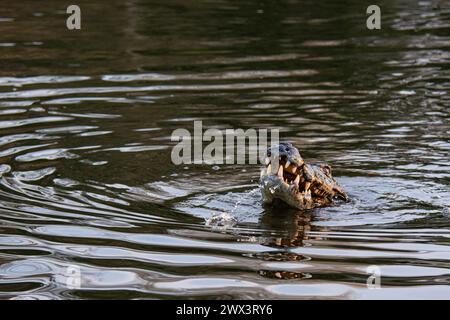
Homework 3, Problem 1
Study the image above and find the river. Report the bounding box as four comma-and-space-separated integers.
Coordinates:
0, 0, 449, 299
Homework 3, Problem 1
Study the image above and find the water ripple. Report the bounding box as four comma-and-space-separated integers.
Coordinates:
0, 0, 449, 299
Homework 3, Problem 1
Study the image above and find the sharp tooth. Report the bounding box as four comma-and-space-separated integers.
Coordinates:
265, 157, 270, 165
304, 182, 311, 192
266, 164, 272, 174
284, 160, 291, 169
294, 175, 300, 185
277, 165, 284, 178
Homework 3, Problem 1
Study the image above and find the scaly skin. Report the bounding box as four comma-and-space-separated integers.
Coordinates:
260, 142, 348, 210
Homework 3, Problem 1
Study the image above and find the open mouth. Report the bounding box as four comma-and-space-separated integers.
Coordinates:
264, 158, 311, 195
261, 142, 349, 208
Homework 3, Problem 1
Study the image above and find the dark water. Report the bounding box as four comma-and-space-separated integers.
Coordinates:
0, 0, 449, 299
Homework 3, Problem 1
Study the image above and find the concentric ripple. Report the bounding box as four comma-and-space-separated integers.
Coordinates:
0, 0, 450, 299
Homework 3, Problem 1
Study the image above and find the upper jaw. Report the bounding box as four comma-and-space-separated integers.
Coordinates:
266, 143, 304, 168
264, 152, 304, 181
261, 160, 311, 198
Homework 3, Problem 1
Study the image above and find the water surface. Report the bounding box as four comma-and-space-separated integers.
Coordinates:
0, 0, 449, 299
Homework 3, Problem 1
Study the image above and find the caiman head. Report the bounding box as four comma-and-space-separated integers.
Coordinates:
259, 142, 348, 210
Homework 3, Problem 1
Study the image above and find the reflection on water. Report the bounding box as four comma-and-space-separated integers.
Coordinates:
0, 0, 449, 299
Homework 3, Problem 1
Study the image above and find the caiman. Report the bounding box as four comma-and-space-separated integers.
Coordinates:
260, 142, 348, 210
